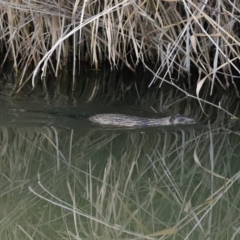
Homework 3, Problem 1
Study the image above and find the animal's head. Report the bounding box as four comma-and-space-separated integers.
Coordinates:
170, 115, 196, 125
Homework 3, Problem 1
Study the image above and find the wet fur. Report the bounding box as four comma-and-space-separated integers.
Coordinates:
89, 114, 195, 127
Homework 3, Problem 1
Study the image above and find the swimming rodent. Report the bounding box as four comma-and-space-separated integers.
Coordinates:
89, 114, 196, 127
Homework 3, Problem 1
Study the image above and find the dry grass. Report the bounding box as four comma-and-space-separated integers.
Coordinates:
0, 0, 240, 95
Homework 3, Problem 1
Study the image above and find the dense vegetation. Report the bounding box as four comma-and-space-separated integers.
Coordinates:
1, 0, 240, 95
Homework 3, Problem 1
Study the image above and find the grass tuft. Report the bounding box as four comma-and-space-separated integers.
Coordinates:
0, 0, 240, 93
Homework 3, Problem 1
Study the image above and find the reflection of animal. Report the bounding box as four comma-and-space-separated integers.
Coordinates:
89, 114, 196, 127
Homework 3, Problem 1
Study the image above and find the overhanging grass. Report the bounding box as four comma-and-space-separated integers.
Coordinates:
1, 0, 240, 95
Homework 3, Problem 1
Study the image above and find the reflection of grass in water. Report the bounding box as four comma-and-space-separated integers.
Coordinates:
1, 124, 240, 239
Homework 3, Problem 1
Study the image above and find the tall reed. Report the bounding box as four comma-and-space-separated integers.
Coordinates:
1, 0, 240, 94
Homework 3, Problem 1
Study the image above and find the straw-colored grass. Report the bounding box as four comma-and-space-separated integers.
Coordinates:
1, 0, 240, 95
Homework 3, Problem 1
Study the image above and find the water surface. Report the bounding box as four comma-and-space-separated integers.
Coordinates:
0, 71, 240, 240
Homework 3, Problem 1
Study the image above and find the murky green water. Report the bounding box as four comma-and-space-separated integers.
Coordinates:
1, 70, 240, 239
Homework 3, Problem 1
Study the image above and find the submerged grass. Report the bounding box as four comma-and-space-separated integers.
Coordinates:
1, 117, 240, 239
1, 0, 240, 95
